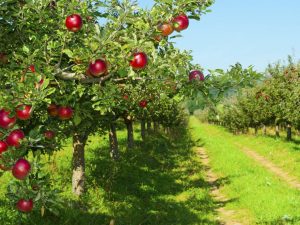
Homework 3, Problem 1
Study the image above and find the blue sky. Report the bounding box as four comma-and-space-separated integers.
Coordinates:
138, 0, 300, 72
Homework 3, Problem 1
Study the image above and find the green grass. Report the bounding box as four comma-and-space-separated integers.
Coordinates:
190, 116, 300, 224
0, 124, 218, 225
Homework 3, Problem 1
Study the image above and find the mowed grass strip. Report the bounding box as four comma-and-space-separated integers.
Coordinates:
0, 124, 218, 225
190, 116, 300, 224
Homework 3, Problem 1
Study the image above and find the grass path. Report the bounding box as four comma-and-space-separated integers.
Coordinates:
197, 147, 244, 225
239, 146, 300, 190
189, 116, 300, 224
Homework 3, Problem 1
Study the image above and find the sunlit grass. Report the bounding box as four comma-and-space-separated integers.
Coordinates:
0, 122, 218, 225
190, 116, 300, 224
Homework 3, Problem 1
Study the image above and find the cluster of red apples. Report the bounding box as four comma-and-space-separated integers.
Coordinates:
65, 14, 148, 78
0, 103, 73, 212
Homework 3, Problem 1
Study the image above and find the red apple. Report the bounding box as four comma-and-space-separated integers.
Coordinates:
47, 104, 59, 117
139, 100, 147, 108
65, 14, 83, 32
58, 106, 73, 120
0, 141, 8, 154
189, 70, 205, 81
123, 95, 129, 100
130, 52, 148, 70
173, 14, 189, 32
0, 53, 8, 64
12, 158, 31, 180
0, 109, 16, 129
6, 129, 25, 148
16, 199, 33, 213
16, 105, 32, 120
158, 23, 174, 36
44, 130, 55, 140
88, 59, 107, 77
28, 65, 35, 73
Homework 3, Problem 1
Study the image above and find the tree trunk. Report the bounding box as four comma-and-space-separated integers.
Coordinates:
109, 123, 119, 160
141, 120, 146, 141
124, 118, 134, 149
275, 124, 280, 137
146, 121, 152, 133
72, 133, 88, 196
263, 125, 267, 135
287, 124, 292, 141
153, 122, 159, 133
254, 127, 258, 135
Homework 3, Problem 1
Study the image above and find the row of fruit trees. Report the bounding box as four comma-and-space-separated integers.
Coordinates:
0, 0, 217, 215
0, 0, 261, 217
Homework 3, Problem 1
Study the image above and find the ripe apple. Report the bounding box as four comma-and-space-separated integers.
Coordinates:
189, 70, 205, 81
58, 106, 73, 120
0, 109, 16, 129
47, 104, 59, 117
173, 14, 189, 32
44, 130, 55, 140
130, 52, 148, 70
16, 199, 33, 213
16, 105, 32, 120
139, 100, 147, 108
28, 65, 35, 73
12, 158, 31, 180
65, 14, 83, 32
0, 53, 8, 64
6, 129, 25, 148
0, 141, 8, 154
123, 95, 129, 100
158, 23, 174, 36
88, 59, 107, 77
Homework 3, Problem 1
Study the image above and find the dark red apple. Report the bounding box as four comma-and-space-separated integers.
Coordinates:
16, 199, 33, 213
58, 106, 73, 120
0, 109, 16, 129
44, 130, 55, 140
6, 129, 25, 148
65, 14, 83, 32
88, 59, 107, 77
0, 141, 8, 154
12, 158, 31, 180
16, 105, 32, 120
189, 70, 205, 81
0, 53, 8, 64
139, 100, 147, 108
173, 14, 189, 32
47, 104, 59, 117
130, 52, 148, 70
158, 23, 174, 36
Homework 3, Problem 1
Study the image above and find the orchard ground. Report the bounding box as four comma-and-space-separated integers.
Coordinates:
1, 117, 300, 224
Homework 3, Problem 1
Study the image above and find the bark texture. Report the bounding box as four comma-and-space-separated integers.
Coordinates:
124, 117, 134, 149
109, 123, 119, 160
141, 120, 146, 141
72, 133, 88, 196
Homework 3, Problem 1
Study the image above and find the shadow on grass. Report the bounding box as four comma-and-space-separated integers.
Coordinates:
1, 127, 236, 225
85, 128, 232, 225
259, 216, 300, 225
